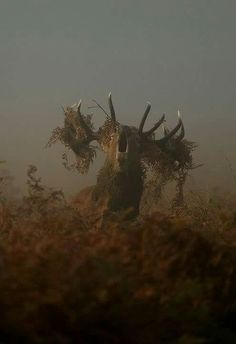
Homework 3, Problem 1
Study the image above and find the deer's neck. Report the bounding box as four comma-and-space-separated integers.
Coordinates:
93, 159, 145, 216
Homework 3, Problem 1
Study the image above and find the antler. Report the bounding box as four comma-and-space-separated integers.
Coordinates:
139, 102, 165, 137
138, 102, 151, 135
143, 114, 166, 137
139, 103, 185, 143
156, 113, 183, 144
64, 93, 119, 146
76, 100, 98, 140
65, 101, 98, 143
156, 111, 185, 144
90, 92, 117, 123
108, 92, 116, 122
174, 110, 185, 143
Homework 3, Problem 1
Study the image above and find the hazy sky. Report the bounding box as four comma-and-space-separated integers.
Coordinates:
1, 0, 236, 194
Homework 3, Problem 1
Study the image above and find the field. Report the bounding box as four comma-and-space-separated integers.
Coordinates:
0, 165, 236, 343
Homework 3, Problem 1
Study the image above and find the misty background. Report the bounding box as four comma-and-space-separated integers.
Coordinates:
0, 0, 236, 196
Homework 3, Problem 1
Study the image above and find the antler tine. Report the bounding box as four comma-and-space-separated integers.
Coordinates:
77, 99, 82, 112
138, 102, 151, 135
76, 100, 96, 139
175, 123, 185, 142
108, 92, 116, 122
157, 112, 182, 144
143, 114, 165, 137
175, 111, 185, 142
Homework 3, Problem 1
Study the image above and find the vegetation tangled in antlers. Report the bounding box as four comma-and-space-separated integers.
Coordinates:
48, 94, 196, 178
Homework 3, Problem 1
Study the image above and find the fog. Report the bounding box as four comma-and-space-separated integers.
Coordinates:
0, 0, 236, 195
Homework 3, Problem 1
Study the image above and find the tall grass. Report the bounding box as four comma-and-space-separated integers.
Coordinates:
0, 166, 235, 343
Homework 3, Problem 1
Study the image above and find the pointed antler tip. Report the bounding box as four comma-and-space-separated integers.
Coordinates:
108, 92, 116, 122
77, 99, 82, 109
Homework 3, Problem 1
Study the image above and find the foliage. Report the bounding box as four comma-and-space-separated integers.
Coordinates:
0, 165, 86, 238
142, 139, 197, 180
0, 168, 236, 343
47, 107, 116, 174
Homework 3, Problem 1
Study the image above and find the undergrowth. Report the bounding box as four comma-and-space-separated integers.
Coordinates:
0, 166, 236, 343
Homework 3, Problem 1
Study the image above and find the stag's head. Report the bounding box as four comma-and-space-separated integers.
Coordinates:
48, 93, 195, 215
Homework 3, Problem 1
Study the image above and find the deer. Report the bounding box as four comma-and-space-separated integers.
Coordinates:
48, 93, 196, 220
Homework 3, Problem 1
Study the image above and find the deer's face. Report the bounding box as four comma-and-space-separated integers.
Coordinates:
104, 125, 141, 172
